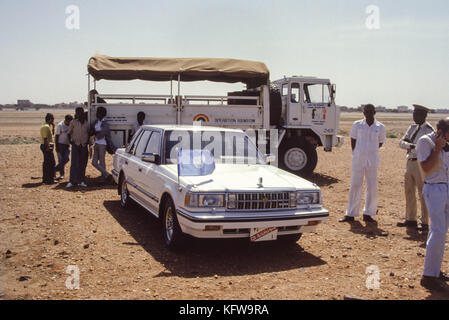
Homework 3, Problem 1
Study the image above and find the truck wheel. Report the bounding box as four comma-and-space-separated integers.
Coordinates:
161, 198, 184, 249
279, 138, 317, 177
119, 175, 132, 209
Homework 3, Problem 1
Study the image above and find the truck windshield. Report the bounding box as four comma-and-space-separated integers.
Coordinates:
164, 130, 265, 165
304, 83, 331, 104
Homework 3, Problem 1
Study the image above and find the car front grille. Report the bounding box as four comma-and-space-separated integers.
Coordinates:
227, 192, 295, 210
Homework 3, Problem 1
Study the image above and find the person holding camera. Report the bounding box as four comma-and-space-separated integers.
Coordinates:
398, 105, 434, 231
417, 117, 449, 292
40, 113, 56, 184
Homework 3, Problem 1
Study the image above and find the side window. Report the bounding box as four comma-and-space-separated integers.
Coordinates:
291, 83, 300, 103
135, 130, 152, 158
282, 83, 288, 96
126, 129, 143, 154
145, 131, 161, 155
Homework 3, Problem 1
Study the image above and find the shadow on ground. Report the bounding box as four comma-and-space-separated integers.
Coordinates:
22, 182, 44, 188
425, 289, 449, 300
22, 176, 116, 191
404, 227, 428, 245
309, 173, 341, 187
346, 220, 389, 239
103, 200, 327, 278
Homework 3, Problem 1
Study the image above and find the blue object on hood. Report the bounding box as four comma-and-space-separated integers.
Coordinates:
177, 149, 215, 176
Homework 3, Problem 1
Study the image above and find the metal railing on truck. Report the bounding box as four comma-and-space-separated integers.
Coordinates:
89, 93, 264, 146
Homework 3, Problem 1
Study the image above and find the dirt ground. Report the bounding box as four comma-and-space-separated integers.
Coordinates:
1, 110, 449, 300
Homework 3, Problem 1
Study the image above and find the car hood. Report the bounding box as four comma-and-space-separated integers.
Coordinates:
164, 164, 318, 192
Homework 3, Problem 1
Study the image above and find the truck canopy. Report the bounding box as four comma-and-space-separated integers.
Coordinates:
87, 55, 269, 88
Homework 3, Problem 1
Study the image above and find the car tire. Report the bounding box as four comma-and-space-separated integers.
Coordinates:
161, 198, 184, 249
279, 138, 318, 177
119, 175, 132, 209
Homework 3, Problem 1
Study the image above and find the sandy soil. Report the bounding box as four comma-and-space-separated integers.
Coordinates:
1, 111, 449, 300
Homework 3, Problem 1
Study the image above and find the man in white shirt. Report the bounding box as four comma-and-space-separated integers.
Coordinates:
91, 106, 112, 183
417, 117, 449, 292
397, 105, 434, 230
340, 104, 387, 223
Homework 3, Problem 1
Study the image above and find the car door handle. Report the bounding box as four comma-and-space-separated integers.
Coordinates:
138, 167, 142, 172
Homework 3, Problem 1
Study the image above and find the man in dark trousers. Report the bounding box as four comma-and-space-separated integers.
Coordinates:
55, 114, 73, 180
40, 113, 55, 184
398, 105, 434, 230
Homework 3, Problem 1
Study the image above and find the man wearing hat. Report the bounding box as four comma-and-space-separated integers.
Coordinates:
398, 104, 434, 230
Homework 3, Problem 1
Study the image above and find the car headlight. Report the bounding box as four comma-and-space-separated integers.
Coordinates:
227, 194, 237, 209
296, 191, 320, 205
185, 193, 225, 208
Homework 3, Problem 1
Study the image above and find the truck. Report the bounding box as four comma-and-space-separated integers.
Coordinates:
87, 55, 343, 177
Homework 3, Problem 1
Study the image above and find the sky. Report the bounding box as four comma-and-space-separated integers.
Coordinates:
0, 0, 448, 108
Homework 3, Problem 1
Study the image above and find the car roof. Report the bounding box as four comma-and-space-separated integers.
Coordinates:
141, 124, 244, 133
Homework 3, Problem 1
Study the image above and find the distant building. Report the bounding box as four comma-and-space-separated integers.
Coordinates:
376, 105, 387, 112
397, 106, 409, 113
17, 99, 33, 108
435, 109, 449, 114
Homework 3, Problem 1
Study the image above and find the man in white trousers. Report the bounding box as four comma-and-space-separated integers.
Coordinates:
418, 118, 449, 292
340, 104, 386, 223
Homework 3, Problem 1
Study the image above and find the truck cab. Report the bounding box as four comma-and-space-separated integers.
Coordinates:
270, 77, 342, 176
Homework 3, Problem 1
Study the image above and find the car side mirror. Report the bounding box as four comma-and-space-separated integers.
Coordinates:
265, 154, 276, 164
142, 153, 160, 164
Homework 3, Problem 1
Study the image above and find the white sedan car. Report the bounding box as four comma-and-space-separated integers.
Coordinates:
112, 125, 328, 249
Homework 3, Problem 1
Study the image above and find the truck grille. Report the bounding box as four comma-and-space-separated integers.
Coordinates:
227, 192, 295, 210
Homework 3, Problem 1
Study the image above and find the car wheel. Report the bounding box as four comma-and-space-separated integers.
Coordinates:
162, 198, 184, 249
279, 138, 318, 177
120, 176, 131, 208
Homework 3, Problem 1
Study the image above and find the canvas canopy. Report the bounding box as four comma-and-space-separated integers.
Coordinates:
87, 55, 269, 88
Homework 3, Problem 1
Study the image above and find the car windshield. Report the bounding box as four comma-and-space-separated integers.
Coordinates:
164, 130, 265, 165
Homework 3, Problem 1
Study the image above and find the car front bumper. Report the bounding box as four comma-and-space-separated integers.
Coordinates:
176, 207, 329, 239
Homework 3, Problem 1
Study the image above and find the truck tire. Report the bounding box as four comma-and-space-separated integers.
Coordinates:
161, 198, 185, 249
279, 138, 318, 177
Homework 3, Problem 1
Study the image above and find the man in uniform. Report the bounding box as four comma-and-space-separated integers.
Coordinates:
398, 105, 434, 231
417, 117, 449, 292
340, 104, 386, 223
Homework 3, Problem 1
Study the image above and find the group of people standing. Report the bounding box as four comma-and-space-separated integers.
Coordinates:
339, 103, 449, 293
39, 101, 449, 293
39, 106, 114, 187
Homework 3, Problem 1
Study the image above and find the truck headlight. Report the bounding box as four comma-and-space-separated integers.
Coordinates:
185, 193, 225, 208
296, 191, 320, 205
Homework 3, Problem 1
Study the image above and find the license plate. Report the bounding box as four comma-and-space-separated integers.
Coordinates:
250, 227, 278, 242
